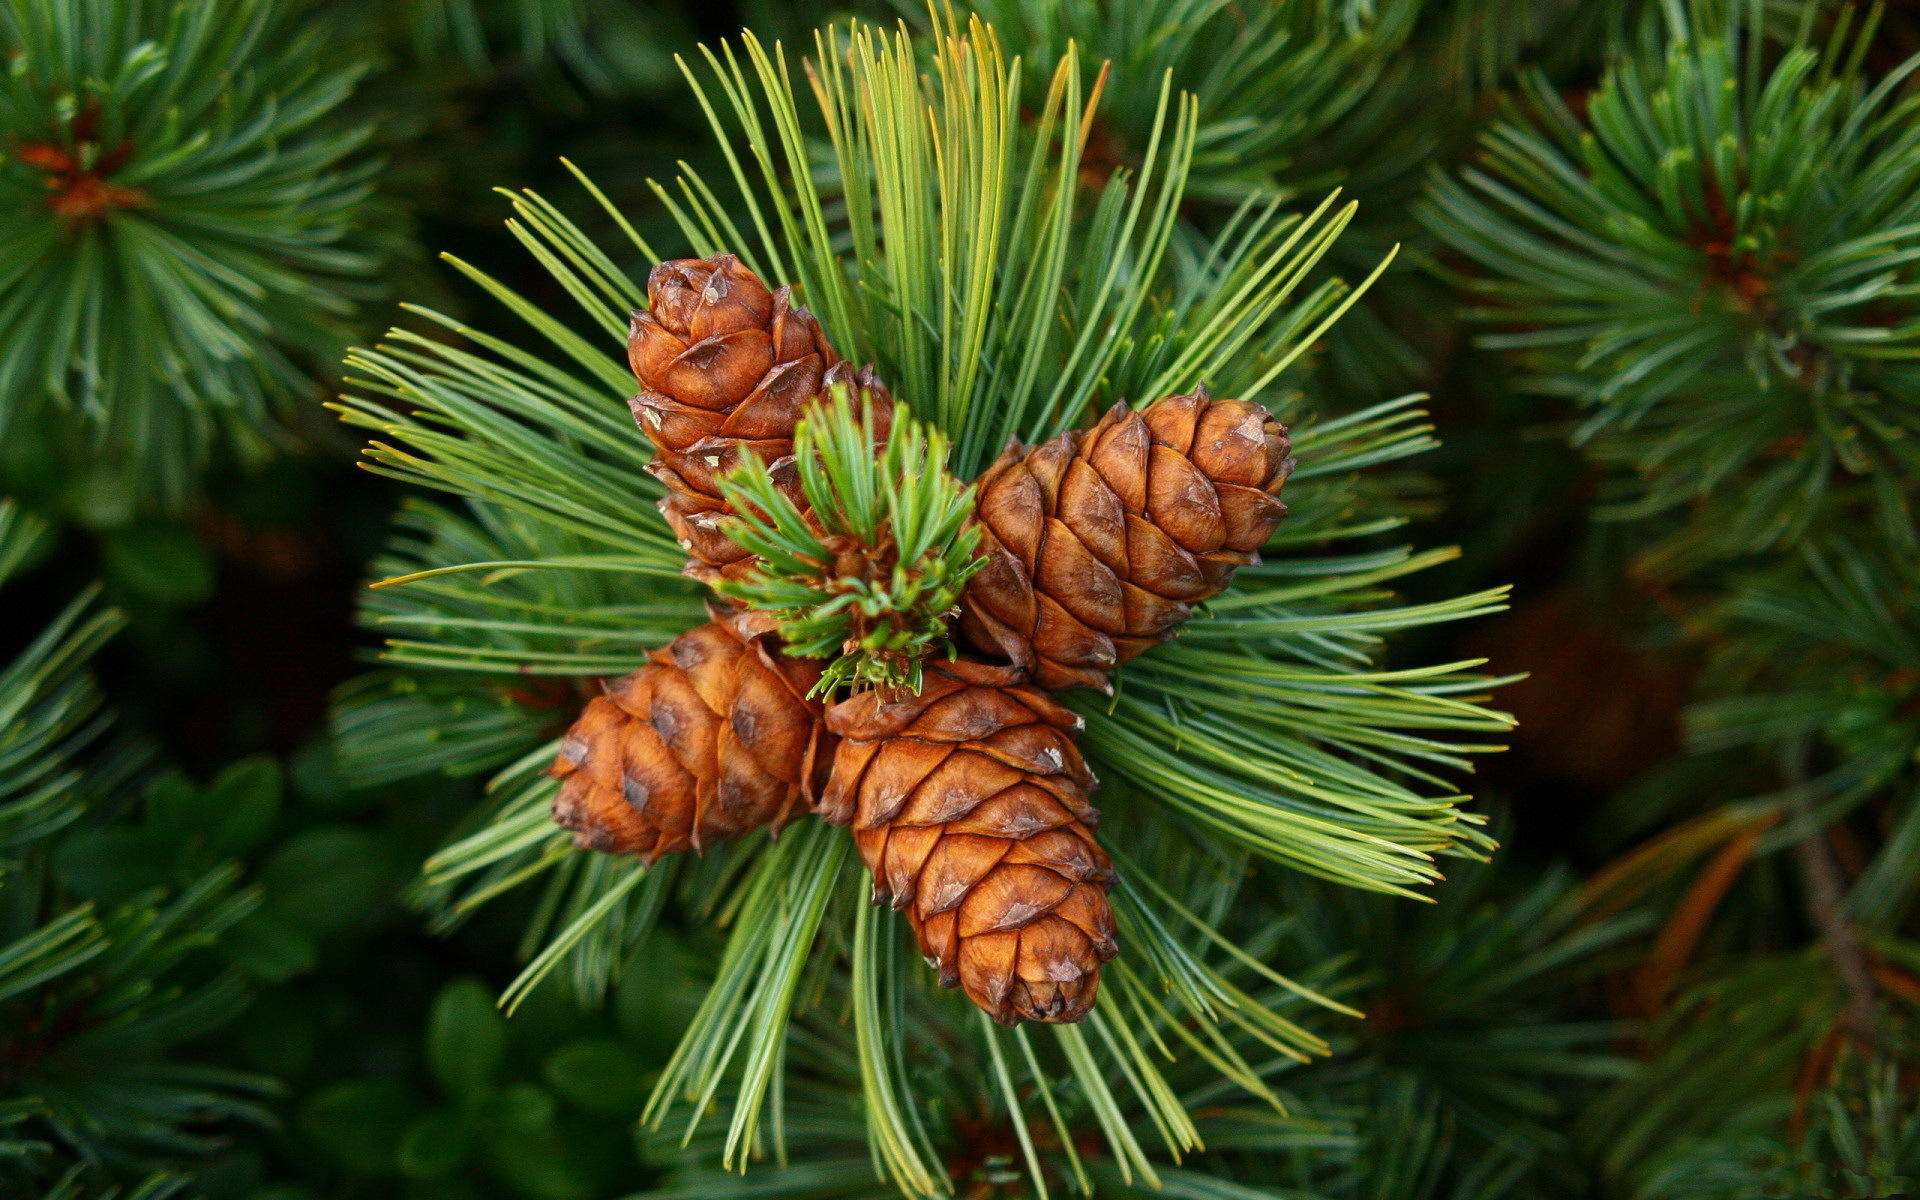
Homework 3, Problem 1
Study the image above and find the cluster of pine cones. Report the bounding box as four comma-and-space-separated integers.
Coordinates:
549, 255, 1295, 1024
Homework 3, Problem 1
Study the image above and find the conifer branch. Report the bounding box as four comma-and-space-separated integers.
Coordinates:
0, 0, 388, 501
333, 14, 1514, 1183
1784, 757, 1882, 1051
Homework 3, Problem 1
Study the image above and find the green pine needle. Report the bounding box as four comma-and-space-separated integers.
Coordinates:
0, 0, 389, 503
0, 514, 272, 1179
715, 389, 984, 697
1422, 9, 1920, 567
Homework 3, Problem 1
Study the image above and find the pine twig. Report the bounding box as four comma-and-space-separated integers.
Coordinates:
1783, 756, 1879, 1051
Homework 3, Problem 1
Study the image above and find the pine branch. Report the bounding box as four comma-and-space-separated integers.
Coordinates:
1636, 1058, 1919, 1199
0, 0, 389, 503
334, 14, 1514, 1187
0, 503, 122, 864
1785, 757, 1882, 1051
1422, 9, 1920, 571
633, 852, 1644, 1200
0, 544, 273, 1187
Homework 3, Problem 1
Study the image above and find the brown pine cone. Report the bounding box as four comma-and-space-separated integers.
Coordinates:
819, 661, 1119, 1025
627, 253, 892, 584
958, 388, 1295, 691
549, 611, 831, 864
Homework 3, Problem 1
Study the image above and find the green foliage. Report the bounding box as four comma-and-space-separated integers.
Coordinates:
282, 958, 704, 1197
1687, 541, 1920, 837
403, 0, 619, 67
1271, 859, 1649, 1197
1423, 7, 1920, 570
1410, 0, 1823, 97
0, 508, 116, 865
1638, 1058, 1919, 1200
37, 1172, 194, 1200
658, 15, 1382, 479
717, 392, 984, 695
1582, 948, 1920, 1193
929, 0, 1425, 205
394, 0, 694, 95
901, 0, 1454, 421
624, 856, 1646, 1200
1413, 0, 1684, 96
1416, 22, 1920, 1200
629, 865, 1352, 1200
0, 520, 273, 1191
0, 0, 386, 505
12, 2, 1920, 1199
3, 863, 270, 1168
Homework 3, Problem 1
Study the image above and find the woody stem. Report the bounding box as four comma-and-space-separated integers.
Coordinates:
1783, 747, 1878, 1050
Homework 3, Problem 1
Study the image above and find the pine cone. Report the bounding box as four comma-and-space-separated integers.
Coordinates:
549, 611, 831, 864
819, 661, 1119, 1024
627, 253, 892, 583
958, 389, 1294, 691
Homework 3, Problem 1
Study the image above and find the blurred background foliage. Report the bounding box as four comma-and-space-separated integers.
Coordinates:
2, 0, 1916, 1198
